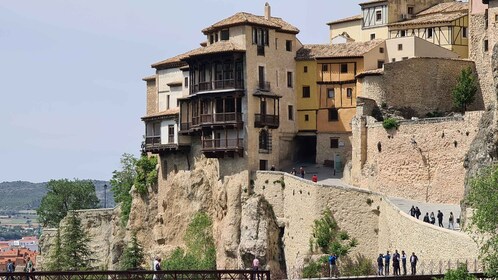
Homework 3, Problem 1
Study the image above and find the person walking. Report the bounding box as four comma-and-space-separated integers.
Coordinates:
410, 252, 418, 275
409, 206, 416, 217
437, 210, 444, 227
392, 250, 400, 276
6, 259, 14, 280
377, 254, 384, 276
270, 165, 275, 171
252, 256, 260, 280
153, 257, 161, 280
299, 166, 305, 179
290, 168, 296, 175
328, 253, 338, 278
448, 212, 455, 230
401, 251, 407, 276
423, 212, 430, 223
415, 206, 421, 219
384, 251, 391, 275
430, 212, 436, 225
311, 174, 318, 182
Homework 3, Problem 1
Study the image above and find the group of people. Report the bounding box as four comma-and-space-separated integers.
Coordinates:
290, 166, 319, 182
377, 250, 419, 276
4, 257, 35, 278
409, 206, 456, 229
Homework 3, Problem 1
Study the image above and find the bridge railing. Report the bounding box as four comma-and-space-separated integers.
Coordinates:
0, 270, 270, 280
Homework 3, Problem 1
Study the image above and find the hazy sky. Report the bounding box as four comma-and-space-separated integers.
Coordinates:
0, 0, 362, 183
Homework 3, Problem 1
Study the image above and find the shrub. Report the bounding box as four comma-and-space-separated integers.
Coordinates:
340, 254, 376, 276
382, 118, 399, 130
439, 264, 476, 280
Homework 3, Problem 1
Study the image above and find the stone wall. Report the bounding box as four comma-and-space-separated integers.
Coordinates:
349, 111, 484, 204
358, 58, 484, 116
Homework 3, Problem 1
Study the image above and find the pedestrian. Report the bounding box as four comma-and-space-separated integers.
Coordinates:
311, 174, 318, 182
328, 253, 338, 278
409, 206, 416, 217
423, 212, 430, 223
415, 207, 421, 219
384, 250, 391, 275
392, 250, 400, 276
448, 212, 455, 230
270, 165, 275, 171
24, 257, 34, 280
377, 254, 384, 276
252, 256, 260, 280
410, 252, 418, 275
6, 259, 14, 280
299, 166, 305, 178
153, 256, 161, 280
401, 251, 407, 275
430, 212, 436, 225
290, 168, 296, 175
437, 210, 444, 227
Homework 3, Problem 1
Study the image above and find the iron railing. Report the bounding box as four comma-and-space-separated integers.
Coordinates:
257, 82, 270, 92
254, 114, 279, 128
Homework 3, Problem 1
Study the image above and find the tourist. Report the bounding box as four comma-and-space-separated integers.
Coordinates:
377, 254, 384, 275
270, 165, 275, 171
423, 212, 430, 223
392, 250, 400, 276
430, 212, 436, 225
409, 206, 416, 217
384, 250, 391, 275
437, 210, 444, 227
24, 257, 34, 280
448, 212, 455, 230
153, 256, 161, 280
328, 253, 338, 278
252, 256, 260, 280
290, 168, 296, 175
6, 259, 14, 280
401, 251, 407, 275
311, 174, 318, 182
299, 166, 305, 178
410, 252, 418, 275
415, 206, 421, 219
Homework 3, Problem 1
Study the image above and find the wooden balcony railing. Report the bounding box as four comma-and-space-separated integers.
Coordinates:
181, 113, 243, 132
193, 79, 244, 93
145, 136, 161, 146
202, 138, 244, 151
254, 114, 279, 128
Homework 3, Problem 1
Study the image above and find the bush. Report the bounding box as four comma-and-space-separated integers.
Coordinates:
382, 118, 399, 130
439, 264, 476, 280
302, 256, 328, 278
340, 254, 376, 277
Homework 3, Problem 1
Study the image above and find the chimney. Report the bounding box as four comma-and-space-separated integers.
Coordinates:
265, 2, 271, 20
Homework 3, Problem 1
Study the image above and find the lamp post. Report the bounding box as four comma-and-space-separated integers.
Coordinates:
103, 184, 108, 208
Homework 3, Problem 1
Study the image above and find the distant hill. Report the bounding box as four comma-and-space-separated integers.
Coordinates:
0, 180, 115, 211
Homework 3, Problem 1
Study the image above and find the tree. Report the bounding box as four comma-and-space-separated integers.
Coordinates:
46, 228, 63, 271
310, 209, 357, 255
60, 212, 93, 270
37, 179, 100, 227
452, 67, 477, 112
467, 165, 498, 277
110, 154, 137, 225
440, 264, 476, 280
121, 233, 145, 270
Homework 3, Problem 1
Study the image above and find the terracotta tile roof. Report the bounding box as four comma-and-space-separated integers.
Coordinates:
151, 52, 190, 69
142, 75, 156, 81
356, 68, 384, 78
183, 41, 245, 59
359, 0, 387, 6
296, 40, 384, 60
390, 2, 467, 28
142, 108, 180, 120
327, 14, 362, 25
202, 12, 299, 34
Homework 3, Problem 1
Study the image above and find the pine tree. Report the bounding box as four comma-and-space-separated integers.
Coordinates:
47, 228, 64, 271
452, 67, 477, 112
60, 212, 93, 270
120, 233, 145, 270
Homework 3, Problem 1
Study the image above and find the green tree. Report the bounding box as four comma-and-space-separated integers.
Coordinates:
452, 67, 477, 112
310, 209, 357, 255
110, 154, 138, 225
467, 164, 498, 277
37, 179, 100, 227
121, 233, 145, 270
163, 212, 216, 270
440, 264, 476, 280
60, 212, 93, 270
46, 228, 63, 271
134, 155, 158, 195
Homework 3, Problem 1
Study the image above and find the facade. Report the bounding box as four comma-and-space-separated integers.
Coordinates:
384, 35, 459, 62
144, 4, 301, 174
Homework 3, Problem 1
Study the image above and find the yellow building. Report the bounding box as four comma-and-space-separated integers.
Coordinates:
295, 40, 385, 168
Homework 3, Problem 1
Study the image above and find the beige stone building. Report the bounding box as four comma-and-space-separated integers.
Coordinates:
143, 4, 301, 175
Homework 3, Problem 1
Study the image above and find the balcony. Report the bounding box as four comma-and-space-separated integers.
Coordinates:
201, 138, 244, 157
257, 81, 271, 92
181, 113, 243, 133
254, 114, 279, 128
193, 79, 244, 94
142, 135, 190, 153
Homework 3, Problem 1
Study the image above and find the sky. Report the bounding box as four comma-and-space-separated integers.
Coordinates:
0, 0, 362, 183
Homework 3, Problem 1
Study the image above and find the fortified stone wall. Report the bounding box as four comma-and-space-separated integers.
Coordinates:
359, 58, 483, 116
350, 111, 484, 204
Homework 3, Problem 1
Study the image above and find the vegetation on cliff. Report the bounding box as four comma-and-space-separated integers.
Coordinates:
162, 212, 216, 270
37, 179, 100, 227
467, 164, 498, 277
120, 233, 145, 270
439, 264, 476, 280
452, 67, 477, 112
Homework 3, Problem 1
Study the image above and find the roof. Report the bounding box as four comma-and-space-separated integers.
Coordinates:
151, 52, 190, 69
359, 0, 387, 6
389, 2, 467, 28
296, 40, 384, 60
202, 12, 299, 34
142, 108, 180, 121
356, 68, 384, 78
327, 14, 362, 25
182, 41, 245, 59
142, 75, 156, 81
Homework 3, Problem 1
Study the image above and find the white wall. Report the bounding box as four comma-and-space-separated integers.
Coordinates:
160, 119, 177, 145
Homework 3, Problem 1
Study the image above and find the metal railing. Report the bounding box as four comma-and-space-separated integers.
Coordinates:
0, 270, 270, 280
257, 81, 270, 92
254, 114, 279, 128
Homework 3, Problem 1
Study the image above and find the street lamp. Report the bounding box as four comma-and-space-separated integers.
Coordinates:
103, 184, 108, 208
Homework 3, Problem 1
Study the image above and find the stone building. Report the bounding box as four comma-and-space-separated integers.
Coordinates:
143, 3, 301, 176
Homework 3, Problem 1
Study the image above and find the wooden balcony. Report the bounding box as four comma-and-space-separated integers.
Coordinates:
142, 136, 190, 153
180, 113, 243, 133
254, 114, 279, 128
202, 138, 244, 157
193, 79, 244, 93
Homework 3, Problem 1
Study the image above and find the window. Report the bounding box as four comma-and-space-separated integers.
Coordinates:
347, 88, 353, 98
304, 66, 308, 73
287, 71, 293, 88
302, 86, 310, 98
370, 33, 376, 40
485, 9, 488, 29
259, 130, 269, 150
462, 27, 467, 38
305, 114, 309, 122
327, 88, 335, 99
322, 64, 329, 72
427, 28, 433, 38
398, 44, 403, 51
288, 105, 294, 120
275, 38, 278, 49
407, 6, 414, 15
340, 64, 348, 73
379, 47, 384, 53
184, 77, 188, 88
286, 40, 292, 51
400, 30, 406, 37
215, 33, 219, 42
168, 125, 175, 143
259, 160, 268, 170
209, 34, 214, 44
377, 60, 384, 69
220, 29, 229, 40
252, 27, 269, 46
166, 95, 170, 109
495, 14, 498, 23
484, 39, 489, 52
330, 138, 339, 149
328, 108, 338, 121
376, 11, 382, 21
